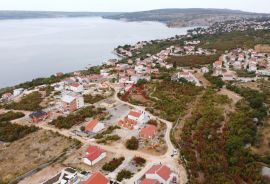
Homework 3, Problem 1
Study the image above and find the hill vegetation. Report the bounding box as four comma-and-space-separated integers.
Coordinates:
4, 92, 43, 111
104, 8, 270, 27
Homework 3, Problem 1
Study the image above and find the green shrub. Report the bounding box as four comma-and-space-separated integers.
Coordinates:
125, 136, 139, 150
102, 157, 125, 172
5, 92, 42, 111
0, 111, 25, 122
116, 170, 133, 182
0, 122, 38, 142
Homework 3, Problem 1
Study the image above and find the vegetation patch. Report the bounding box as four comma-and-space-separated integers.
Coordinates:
132, 156, 146, 167
0, 122, 38, 142
4, 92, 43, 111
145, 81, 202, 122
125, 136, 139, 150
102, 157, 125, 172
50, 106, 104, 129
83, 94, 105, 104
116, 170, 133, 182
0, 111, 25, 122
167, 54, 219, 67
198, 30, 270, 52
204, 73, 224, 89
180, 88, 269, 183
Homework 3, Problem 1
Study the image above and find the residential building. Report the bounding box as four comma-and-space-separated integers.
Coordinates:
140, 125, 157, 139
42, 167, 89, 184
81, 172, 108, 184
13, 88, 24, 97
69, 83, 84, 93
29, 111, 49, 123
141, 164, 177, 184
83, 146, 106, 166
127, 110, 149, 124
85, 119, 105, 134
61, 94, 84, 112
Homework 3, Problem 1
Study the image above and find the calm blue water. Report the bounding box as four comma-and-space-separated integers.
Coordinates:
0, 17, 192, 87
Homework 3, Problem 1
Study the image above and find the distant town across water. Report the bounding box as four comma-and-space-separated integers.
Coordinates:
0, 17, 193, 88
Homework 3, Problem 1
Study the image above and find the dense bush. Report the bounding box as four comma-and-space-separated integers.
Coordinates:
226, 84, 267, 121
146, 81, 202, 122
132, 156, 146, 167
204, 73, 224, 89
199, 30, 270, 52
0, 121, 38, 142
180, 89, 269, 183
102, 157, 125, 172
81, 66, 101, 75
116, 170, 133, 182
125, 136, 139, 150
0, 111, 25, 122
167, 54, 219, 67
4, 92, 42, 111
96, 135, 121, 144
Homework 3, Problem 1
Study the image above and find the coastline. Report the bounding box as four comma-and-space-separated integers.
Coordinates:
0, 17, 192, 88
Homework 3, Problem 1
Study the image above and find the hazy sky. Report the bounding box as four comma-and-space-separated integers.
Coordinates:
0, 0, 269, 13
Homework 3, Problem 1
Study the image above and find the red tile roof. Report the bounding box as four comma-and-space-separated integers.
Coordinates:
83, 172, 108, 184
70, 83, 80, 87
140, 125, 157, 138
146, 165, 172, 181
85, 146, 105, 161
214, 60, 222, 65
85, 119, 99, 132
128, 111, 142, 118
140, 178, 160, 184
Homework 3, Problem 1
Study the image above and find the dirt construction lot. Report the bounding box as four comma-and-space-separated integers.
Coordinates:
0, 129, 76, 183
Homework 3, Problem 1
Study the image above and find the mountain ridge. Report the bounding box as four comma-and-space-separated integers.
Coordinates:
103, 8, 270, 27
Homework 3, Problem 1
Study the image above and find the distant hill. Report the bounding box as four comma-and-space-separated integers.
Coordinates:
0, 11, 121, 20
103, 8, 270, 27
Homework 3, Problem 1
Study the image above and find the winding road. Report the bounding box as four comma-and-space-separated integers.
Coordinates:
9, 83, 188, 184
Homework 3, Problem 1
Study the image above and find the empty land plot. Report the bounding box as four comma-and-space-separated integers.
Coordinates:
0, 129, 78, 183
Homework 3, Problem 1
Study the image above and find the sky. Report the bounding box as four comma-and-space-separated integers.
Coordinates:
0, 0, 269, 13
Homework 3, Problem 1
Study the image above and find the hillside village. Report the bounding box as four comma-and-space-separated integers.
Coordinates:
0, 18, 270, 184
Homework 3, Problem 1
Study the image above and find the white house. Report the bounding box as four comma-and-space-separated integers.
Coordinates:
100, 69, 110, 77
85, 119, 105, 134
127, 110, 149, 124
69, 83, 84, 93
141, 164, 177, 184
201, 67, 209, 74
83, 146, 106, 166
213, 60, 222, 69
54, 84, 64, 91
13, 88, 24, 97
61, 94, 84, 112
135, 65, 146, 74
222, 72, 236, 81
177, 72, 201, 86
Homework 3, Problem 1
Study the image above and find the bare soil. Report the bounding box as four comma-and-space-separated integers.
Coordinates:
0, 129, 76, 183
